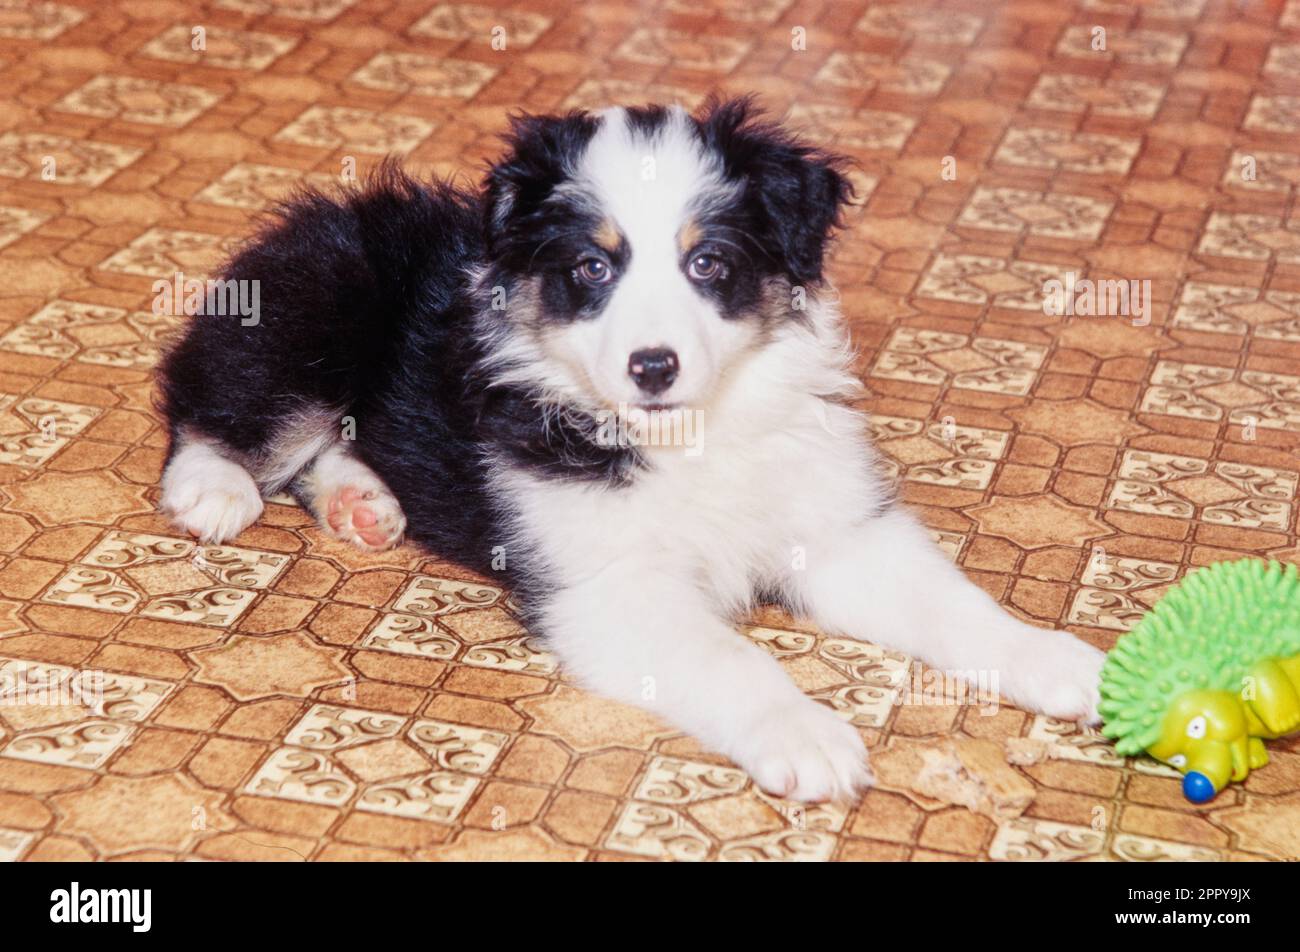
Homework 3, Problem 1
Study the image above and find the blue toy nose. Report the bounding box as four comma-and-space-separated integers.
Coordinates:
1182, 771, 1216, 804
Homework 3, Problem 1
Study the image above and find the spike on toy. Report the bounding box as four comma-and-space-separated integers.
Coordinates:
1099, 559, 1300, 803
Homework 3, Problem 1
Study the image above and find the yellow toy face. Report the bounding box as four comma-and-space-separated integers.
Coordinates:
1147, 691, 1246, 798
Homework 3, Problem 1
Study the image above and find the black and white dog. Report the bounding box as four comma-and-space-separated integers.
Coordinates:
158, 99, 1102, 802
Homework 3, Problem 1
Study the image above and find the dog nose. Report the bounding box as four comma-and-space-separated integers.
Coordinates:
628, 348, 679, 395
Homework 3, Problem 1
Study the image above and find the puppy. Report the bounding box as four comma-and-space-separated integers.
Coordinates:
157, 98, 1103, 802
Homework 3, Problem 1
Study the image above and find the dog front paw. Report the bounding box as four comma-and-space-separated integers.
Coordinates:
731, 699, 871, 803
998, 628, 1104, 724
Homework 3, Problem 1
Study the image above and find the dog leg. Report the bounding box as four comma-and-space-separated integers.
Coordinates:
540, 566, 870, 802
788, 505, 1103, 722
299, 443, 406, 551
161, 434, 263, 544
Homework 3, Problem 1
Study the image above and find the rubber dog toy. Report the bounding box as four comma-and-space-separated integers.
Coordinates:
1098, 559, 1300, 804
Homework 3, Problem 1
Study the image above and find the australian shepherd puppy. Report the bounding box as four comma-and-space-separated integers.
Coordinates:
157, 98, 1102, 802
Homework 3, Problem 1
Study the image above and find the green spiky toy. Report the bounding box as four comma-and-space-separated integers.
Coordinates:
1099, 559, 1300, 804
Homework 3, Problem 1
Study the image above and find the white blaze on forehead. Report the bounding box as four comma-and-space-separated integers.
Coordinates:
571, 106, 730, 256
545, 106, 751, 406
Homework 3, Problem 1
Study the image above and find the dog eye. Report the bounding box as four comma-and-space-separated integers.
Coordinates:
575, 258, 612, 286
687, 254, 723, 282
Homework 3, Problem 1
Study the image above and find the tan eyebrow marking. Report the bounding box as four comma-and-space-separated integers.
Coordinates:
678, 217, 703, 255
593, 218, 622, 253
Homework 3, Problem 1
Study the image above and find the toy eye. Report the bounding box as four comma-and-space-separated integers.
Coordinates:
1169, 754, 1187, 769
1186, 716, 1207, 739
575, 258, 612, 286
687, 253, 723, 282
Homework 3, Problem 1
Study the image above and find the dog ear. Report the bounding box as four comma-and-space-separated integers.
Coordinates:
695, 97, 854, 287
483, 110, 599, 251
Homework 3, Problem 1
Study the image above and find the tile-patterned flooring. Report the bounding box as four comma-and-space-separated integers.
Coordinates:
0, 0, 1298, 861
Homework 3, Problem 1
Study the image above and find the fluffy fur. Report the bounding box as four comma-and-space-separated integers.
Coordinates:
157, 99, 1103, 802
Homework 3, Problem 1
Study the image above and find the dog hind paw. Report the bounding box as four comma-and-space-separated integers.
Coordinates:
163, 482, 263, 544
161, 453, 263, 544
321, 485, 406, 551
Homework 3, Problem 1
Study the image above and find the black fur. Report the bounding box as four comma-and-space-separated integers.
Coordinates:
694, 96, 855, 289
156, 100, 851, 604
483, 109, 600, 259
481, 110, 629, 326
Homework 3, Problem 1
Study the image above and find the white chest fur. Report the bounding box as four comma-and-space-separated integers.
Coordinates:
495, 311, 886, 615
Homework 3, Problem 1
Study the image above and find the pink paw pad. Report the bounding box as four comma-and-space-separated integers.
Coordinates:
321, 486, 405, 551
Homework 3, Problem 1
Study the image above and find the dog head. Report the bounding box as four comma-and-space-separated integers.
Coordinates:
480, 98, 853, 412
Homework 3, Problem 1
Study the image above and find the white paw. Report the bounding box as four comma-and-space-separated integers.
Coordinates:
998, 628, 1104, 724
733, 699, 871, 803
318, 484, 406, 552
161, 441, 263, 544
162, 471, 263, 544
